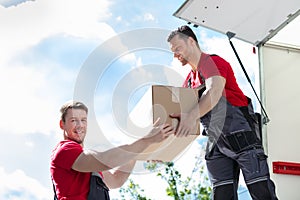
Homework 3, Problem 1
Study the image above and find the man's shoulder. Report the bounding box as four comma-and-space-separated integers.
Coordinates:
200, 53, 221, 65
209, 54, 228, 63
60, 140, 79, 145
59, 140, 81, 149
51, 140, 83, 162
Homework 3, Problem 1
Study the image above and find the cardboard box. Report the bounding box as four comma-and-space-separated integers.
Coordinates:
136, 85, 203, 161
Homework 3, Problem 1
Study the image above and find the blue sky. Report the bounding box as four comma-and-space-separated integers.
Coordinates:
0, 0, 259, 199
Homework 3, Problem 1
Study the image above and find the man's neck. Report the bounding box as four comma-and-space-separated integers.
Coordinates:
189, 50, 202, 71
64, 137, 84, 147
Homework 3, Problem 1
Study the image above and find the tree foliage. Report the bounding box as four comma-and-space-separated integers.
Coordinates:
119, 179, 150, 200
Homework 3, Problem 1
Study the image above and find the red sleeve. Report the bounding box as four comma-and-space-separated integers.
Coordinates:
200, 55, 229, 79
199, 54, 248, 106
52, 140, 83, 170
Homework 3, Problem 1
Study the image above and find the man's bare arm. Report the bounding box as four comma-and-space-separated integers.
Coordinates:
72, 124, 174, 172
102, 160, 136, 189
192, 75, 225, 118
172, 76, 225, 137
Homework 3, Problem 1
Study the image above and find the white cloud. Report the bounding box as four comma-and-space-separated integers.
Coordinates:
132, 12, 156, 24
0, 64, 59, 135
144, 13, 155, 21
0, 1, 123, 195
0, 0, 29, 7
0, 0, 117, 135
0, 167, 51, 200
0, 0, 114, 63
116, 15, 122, 22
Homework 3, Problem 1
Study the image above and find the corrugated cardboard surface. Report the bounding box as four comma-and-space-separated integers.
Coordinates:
136, 85, 202, 161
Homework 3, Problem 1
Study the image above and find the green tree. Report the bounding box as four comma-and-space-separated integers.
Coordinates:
119, 179, 151, 200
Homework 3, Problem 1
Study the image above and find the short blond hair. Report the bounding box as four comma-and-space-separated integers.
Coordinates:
60, 101, 88, 122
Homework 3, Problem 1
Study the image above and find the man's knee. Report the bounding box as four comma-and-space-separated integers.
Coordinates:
213, 184, 238, 200
247, 180, 278, 200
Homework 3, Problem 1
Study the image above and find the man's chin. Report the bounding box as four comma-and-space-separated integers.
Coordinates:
66, 136, 83, 144
180, 59, 188, 66
181, 61, 188, 66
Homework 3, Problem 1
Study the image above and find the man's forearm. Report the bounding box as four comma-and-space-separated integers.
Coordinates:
94, 138, 152, 169
103, 160, 136, 189
73, 137, 154, 172
196, 92, 219, 118
191, 76, 225, 120
73, 124, 173, 172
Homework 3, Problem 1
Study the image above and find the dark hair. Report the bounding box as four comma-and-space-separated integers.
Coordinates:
60, 101, 88, 122
167, 25, 198, 43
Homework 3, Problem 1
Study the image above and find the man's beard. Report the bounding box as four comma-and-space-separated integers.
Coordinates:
69, 136, 84, 144
65, 134, 84, 144
180, 58, 188, 66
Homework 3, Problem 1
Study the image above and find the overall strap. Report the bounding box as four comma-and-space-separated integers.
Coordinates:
51, 177, 58, 200
187, 54, 217, 88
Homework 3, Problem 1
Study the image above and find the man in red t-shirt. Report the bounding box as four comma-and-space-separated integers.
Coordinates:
167, 25, 278, 200
50, 101, 174, 199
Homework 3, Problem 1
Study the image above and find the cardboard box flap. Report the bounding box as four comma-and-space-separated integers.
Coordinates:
136, 85, 201, 161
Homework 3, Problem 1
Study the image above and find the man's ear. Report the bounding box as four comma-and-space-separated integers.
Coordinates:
59, 120, 64, 130
188, 36, 195, 45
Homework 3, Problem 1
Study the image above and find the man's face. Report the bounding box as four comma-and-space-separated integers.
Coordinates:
60, 108, 87, 144
169, 34, 189, 66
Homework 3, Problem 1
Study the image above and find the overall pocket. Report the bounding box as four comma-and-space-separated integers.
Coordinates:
225, 130, 257, 153
87, 172, 110, 200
